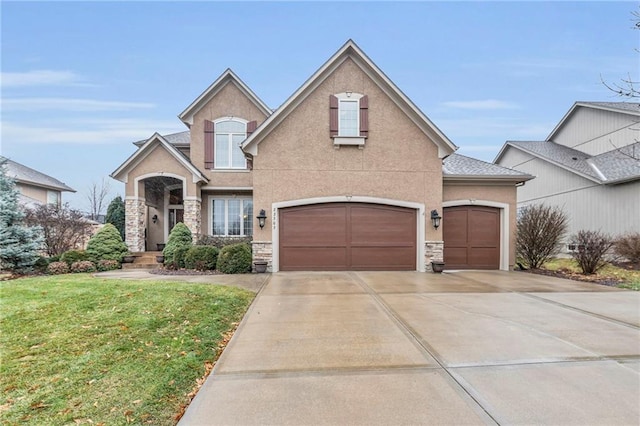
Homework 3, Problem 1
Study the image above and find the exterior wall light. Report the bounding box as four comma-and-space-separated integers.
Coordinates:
430, 209, 442, 230
152, 214, 158, 224
256, 209, 267, 229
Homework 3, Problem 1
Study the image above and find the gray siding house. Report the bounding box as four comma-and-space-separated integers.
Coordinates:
494, 102, 640, 245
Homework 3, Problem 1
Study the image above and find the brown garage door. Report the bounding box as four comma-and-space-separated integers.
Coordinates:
443, 206, 500, 269
279, 203, 416, 271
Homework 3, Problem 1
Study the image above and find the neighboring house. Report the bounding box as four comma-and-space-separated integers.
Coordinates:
495, 102, 640, 246
0, 156, 76, 208
111, 40, 533, 272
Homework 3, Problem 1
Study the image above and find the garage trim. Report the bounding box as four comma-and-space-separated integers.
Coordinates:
272, 196, 425, 272
442, 199, 510, 271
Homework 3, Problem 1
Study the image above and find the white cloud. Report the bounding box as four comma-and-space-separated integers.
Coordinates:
1, 119, 185, 145
442, 99, 519, 110
1, 70, 89, 87
3, 98, 156, 111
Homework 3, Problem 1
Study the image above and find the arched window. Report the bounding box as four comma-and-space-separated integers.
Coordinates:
214, 119, 246, 169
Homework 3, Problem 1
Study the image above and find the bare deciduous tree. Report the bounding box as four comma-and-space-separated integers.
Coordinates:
569, 230, 614, 275
24, 203, 94, 257
602, 8, 640, 99
517, 204, 569, 269
86, 178, 110, 222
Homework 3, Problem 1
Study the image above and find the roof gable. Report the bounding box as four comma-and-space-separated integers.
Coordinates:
242, 39, 458, 158
110, 133, 208, 184
547, 101, 640, 141
178, 69, 271, 127
0, 156, 75, 192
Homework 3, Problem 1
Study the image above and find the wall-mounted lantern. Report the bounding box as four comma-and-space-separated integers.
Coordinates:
430, 209, 442, 230
152, 214, 158, 224
256, 209, 267, 229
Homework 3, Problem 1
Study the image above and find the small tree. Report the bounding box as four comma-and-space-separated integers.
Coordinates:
86, 223, 128, 263
86, 178, 110, 222
0, 163, 44, 273
105, 196, 125, 240
163, 223, 192, 264
569, 230, 614, 275
24, 203, 93, 257
517, 204, 569, 269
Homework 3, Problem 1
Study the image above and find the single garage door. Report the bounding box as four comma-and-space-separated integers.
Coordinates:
443, 206, 500, 269
279, 203, 416, 271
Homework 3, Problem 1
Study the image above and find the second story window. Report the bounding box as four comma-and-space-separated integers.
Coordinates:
215, 119, 246, 169
339, 99, 359, 136
330, 93, 368, 146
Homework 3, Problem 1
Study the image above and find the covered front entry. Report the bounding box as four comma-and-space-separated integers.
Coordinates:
279, 203, 416, 271
443, 206, 500, 269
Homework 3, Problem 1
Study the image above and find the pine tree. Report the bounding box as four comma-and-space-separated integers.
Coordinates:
105, 195, 125, 240
0, 162, 44, 273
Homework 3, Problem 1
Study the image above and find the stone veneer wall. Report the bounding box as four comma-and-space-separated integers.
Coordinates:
424, 240, 444, 272
125, 198, 146, 252
183, 199, 201, 243
252, 241, 273, 272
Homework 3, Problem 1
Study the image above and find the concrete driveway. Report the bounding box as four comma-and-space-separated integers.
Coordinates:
179, 271, 640, 425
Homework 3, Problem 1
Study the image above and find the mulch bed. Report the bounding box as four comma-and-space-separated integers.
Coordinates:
150, 268, 222, 276
525, 261, 639, 288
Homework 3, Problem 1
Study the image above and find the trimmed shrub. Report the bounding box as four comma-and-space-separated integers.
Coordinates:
163, 223, 192, 264
61, 250, 89, 266
569, 230, 614, 274
185, 245, 219, 271
86, 223, 128, 263
614, 232, 640, 264
70, 260, 97, 273
517, 204, 568, 269
173, 245, 191, 269
33, 256, 49, 273
96, 259, 120, 272
216, 243, 252, 274
196, 235, 252, 249
47, 261, 69, 275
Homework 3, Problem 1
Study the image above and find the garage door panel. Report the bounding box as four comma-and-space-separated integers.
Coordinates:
280, 248, 348, 271
351, 247, 416, 270
444, 206, 500, 270
350, 207, 415, 244
280, 206, 347, 246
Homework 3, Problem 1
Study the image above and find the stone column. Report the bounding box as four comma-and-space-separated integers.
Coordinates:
252, 241, 273, 272
425, 240, 444, 272
183, 198, 202, 243
125, 197, 146, 252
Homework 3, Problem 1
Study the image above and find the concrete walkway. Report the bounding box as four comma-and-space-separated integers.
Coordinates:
172, 270, 640, 425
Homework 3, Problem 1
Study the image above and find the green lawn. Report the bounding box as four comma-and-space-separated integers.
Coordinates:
542, 258, 640, 291
0, 274, 255, 425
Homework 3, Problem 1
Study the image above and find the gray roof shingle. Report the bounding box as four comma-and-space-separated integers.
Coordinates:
443, 153, 533, 179
505, 141, 640, 184
578, 102, 640, 115
0, 156, 75, 192
134, 131, 190, 147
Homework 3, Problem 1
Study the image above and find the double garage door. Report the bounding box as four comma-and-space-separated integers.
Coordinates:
279, 203, 416, 271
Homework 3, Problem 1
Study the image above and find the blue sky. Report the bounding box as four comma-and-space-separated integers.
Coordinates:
1, 1, 638, 211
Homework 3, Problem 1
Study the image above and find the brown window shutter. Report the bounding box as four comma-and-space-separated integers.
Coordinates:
359, 95, 369, 137
329, 95, 339, 137
204, 120, 215, 169
246, 120, 257, 136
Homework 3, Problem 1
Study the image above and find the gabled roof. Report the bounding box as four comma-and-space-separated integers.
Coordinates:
0, 156, 75, 192
110, 133, 208, 184
178, 69, 271, 127
495, 141, 640, 185
242, 39, 458, 158
443, 153, 534, 183
547, 101, 640, 141
134, 130, 190, 147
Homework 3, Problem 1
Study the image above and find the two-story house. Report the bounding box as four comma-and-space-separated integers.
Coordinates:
495, 102, 640, 245
112, 40, 533, 272
1, 156, 75, 208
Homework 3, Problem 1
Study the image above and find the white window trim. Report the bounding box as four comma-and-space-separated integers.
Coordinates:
213, 117, 248, 170
333, 92, 366, 146
208, 195, 253, 237
46, 190, 60, 206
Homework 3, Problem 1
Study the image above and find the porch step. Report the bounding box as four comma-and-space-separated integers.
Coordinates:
121, 251, 163, 270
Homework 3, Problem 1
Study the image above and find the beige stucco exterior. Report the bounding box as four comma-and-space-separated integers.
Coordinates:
112, 41, 526, 272
16, 183, 57, 206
